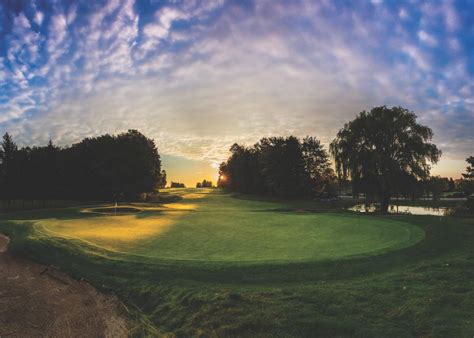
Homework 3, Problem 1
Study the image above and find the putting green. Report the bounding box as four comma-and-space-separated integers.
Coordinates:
34, 189, 425, 263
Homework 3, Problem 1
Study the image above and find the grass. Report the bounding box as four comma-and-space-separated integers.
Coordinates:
32, 189, 424, 262
0, 188, 473, 337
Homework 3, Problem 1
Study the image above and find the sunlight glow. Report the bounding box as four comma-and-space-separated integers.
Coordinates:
37, 215, 178, 250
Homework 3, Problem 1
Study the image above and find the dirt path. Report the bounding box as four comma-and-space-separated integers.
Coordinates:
0, 234, 128, 337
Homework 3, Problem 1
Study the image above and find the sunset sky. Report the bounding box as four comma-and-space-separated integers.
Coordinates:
0, 0, 473, 186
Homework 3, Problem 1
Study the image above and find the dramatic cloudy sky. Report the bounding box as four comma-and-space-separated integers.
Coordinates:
0, 0, 473, 185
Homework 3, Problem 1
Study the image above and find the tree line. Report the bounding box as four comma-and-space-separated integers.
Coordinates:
1, 106, 472, 213
196, 180, 213, 188
170, 182, 186, 188
219, 106, 473, 212
218, 136, 336, 199
0, 130, 163, 202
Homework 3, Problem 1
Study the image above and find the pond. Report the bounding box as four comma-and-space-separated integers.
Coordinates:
348, 204, 454, 216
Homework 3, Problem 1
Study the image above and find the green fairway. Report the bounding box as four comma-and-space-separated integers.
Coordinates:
0, 188, 473, 337
33, 189, 423, 263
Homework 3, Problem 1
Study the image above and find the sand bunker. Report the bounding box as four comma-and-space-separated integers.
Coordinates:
0, 233, 128, 337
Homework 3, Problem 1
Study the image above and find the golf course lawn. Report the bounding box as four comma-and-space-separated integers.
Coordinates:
0, 188, 473, 337
32, 189, 424, 262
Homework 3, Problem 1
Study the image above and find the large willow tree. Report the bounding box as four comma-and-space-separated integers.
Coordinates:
330, 106, 441, 212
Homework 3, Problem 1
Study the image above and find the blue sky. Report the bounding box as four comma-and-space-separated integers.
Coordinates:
0, 0, 473, 185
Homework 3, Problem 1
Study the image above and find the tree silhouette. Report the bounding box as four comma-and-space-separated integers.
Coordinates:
448, 178, 455, 192
219, 136, 334, 199
427, 176, 449, 201
0, 133, 18, 202
64, 130, 161, 199
462, 156, 474, 180
158, 170, 167, 188
460, 156, 474, 196
0, 130, 163, 204
330, 106, 441, 212
301, 136, 335, 196
257, 136, 306, 198
196, 180, 212, 188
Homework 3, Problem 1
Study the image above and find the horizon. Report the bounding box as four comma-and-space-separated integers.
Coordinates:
1, 0, 473, 185
0, 129, 467, 188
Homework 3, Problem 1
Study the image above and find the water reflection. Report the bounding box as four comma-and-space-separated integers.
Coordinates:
349, 204, 454, 216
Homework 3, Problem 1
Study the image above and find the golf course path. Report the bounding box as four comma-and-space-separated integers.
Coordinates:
0, 233, 128, 337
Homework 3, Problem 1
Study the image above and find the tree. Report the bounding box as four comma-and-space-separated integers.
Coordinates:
219, 136, 334, 199
427, 176, 449, 201
65, 130, 161, 199
301, 136, 335, 196
462, 156, 474, 179
0, 133, 18, 202
170, 182, 185, 188
460, 156, 474, 196
257, 136, 307, 198
330, 106, 441, 212
22, 141, 62, 200
224, 143, 262, 194
218, 162, 229, 188
158, 170, 167, 189
448, 178, 455, 192
0, 130, 162, 203
196, 180, 213, 188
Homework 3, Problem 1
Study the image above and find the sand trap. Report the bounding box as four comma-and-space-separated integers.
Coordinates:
0, 233, 128, 337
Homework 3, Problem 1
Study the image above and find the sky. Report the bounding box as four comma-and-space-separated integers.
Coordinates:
0, 0, 473, 186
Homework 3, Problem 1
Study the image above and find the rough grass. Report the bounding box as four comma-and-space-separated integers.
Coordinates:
0, 188, 473, 337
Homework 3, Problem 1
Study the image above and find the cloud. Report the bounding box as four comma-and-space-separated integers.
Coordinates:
417, 30, 437, 47
0, 0, 472, 178
402, 45, 431, 71
398, 8, 408, 20
443, 1, 459, 32
34, 11, 44, 25
46, 13, 70, 70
